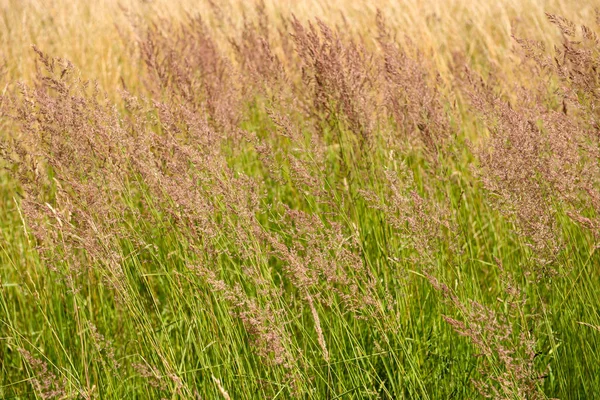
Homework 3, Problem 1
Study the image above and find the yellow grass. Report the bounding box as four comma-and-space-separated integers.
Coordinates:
1, 0, 597, 90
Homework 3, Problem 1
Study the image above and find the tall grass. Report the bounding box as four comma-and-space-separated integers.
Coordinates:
1, 1, 600, 398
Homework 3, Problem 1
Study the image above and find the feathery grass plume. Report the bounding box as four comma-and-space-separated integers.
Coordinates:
132, 360, 168, 391
263, 202, 379, 314
545, 11, 600, 118
137, 15, 243, 132
212, 375, 232, 400
427, 261, 548, 400
1, 46, 132, 293
191, 265, 298, 370
19, 349, 69, 399
132, 355, 186, 395
376, 10, 452, 157
459, 62, 595, 272
263, 108, 329, 198
290, 16, 380, 148
360, 163, 456, 268
87, 322, 121, 372
2, 47, 200, 396
541, 14, 600, 237
305, 291, 330, 362
457, 15, 600, 272
229, 1, 285, 89
509, 14, 600, 238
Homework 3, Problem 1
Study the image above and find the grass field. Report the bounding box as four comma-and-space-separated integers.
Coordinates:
1, 0, 600, 398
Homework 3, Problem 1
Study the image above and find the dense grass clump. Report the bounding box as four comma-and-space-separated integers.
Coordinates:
1, 1, 600, 398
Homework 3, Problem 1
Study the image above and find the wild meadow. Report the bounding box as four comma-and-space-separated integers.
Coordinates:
1, 0, 600, 398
